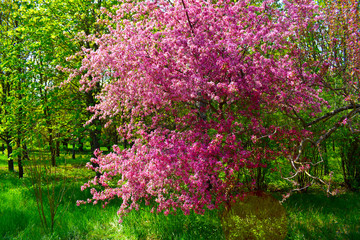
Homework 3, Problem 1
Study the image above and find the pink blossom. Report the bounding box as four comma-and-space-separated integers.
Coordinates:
71, 0, 324, 220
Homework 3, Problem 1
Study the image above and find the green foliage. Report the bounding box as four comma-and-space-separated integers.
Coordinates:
0, 0, 122, 171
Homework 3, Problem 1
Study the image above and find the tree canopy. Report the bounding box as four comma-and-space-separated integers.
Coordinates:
74, 0, 336, 220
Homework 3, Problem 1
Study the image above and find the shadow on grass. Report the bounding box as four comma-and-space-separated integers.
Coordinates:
283, 192, 360, 240
0, 183, 37, 240
0, 170, 26, 190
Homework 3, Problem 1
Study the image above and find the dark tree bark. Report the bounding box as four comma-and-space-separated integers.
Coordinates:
6, 140, 14, 172
123, 139, 128, 149
1, 77, 14, 172
23, 144, 29, 160
16, 137, 23, 178
62, 139, 69, 151
78, 137, 84, 152
323, 142, 329, 175
86, 91, 101, 154
90, 130, 100, 151
55, 133, 60, 157
48, 127, 56, 167
85, 90, 101, 178
56, 140, 60, 157
72, 141, 76, 159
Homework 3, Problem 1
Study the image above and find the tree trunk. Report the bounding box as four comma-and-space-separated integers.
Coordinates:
90, 129, 100, 151
72, 141, 76, 159
56, 140, 60, 157
18, 156, 23, 178
8, 159, 14, 172
85, 85, 101, 177
23, 144, 29, 160
89, 124, 101, 177
48, 129, 56, 167
78, 137, 84, 152
85, 85, 102, 154
323, 142, 329, 175
17, 137, 23, 178
63, 139, 69, 151
6, 140, 14, 171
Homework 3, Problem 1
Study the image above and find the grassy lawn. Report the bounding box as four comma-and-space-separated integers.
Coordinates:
282, 191, 360, 240
0, 152, 359, 240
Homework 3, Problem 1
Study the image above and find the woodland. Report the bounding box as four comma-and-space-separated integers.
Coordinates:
0, 0, 359, 239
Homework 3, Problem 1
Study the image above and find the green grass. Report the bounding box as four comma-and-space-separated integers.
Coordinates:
0, 152, 359, 240
283, 192, 360, 240
120, 205, 224, 240
0, 168, 121, 240
0, 167, 224, 240
0, 154, 8, 168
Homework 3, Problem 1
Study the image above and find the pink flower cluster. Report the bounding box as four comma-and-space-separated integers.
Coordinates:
75, 0, 324, 220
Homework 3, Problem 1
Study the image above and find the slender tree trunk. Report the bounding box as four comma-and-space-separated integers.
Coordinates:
123, 139, 128, 149
14, 22, 24, 178
6, 140, 14, 172
78, 137, 84, 152
18, 156, 23, 178
90, 130, 101, 152
43, 103, 56, 166
323, 142, 329, 175
72, 141, 76, 159
2, 65, 14, 172
48, 129, 56, 167
85, 83, 102, 155
89, 124, 101, 177
62, 139, 69, 154
17, 137, 23, 178
55, 133, 60, 157
7, 158, 14, 172
23, 144, 29, 160
56, 140, 60, 157
86, 89, 102, 177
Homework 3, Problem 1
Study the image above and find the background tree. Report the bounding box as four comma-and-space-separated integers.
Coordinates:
285, 0, 360, 191
1, 0, 119, 174
0, 0, 33, 177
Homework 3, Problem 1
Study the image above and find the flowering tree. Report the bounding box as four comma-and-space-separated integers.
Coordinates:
74, 0, 324, 219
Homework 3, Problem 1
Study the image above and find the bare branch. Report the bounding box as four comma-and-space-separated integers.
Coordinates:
305, 104, 360, 127
256, 128, 278, 141
315, 108, 360, 146
180, 0, 194, 34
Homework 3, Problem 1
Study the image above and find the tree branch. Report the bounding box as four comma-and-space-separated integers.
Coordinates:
315, 108, 359, 146
180, 0, 194, 34
305, 104, 360, 127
